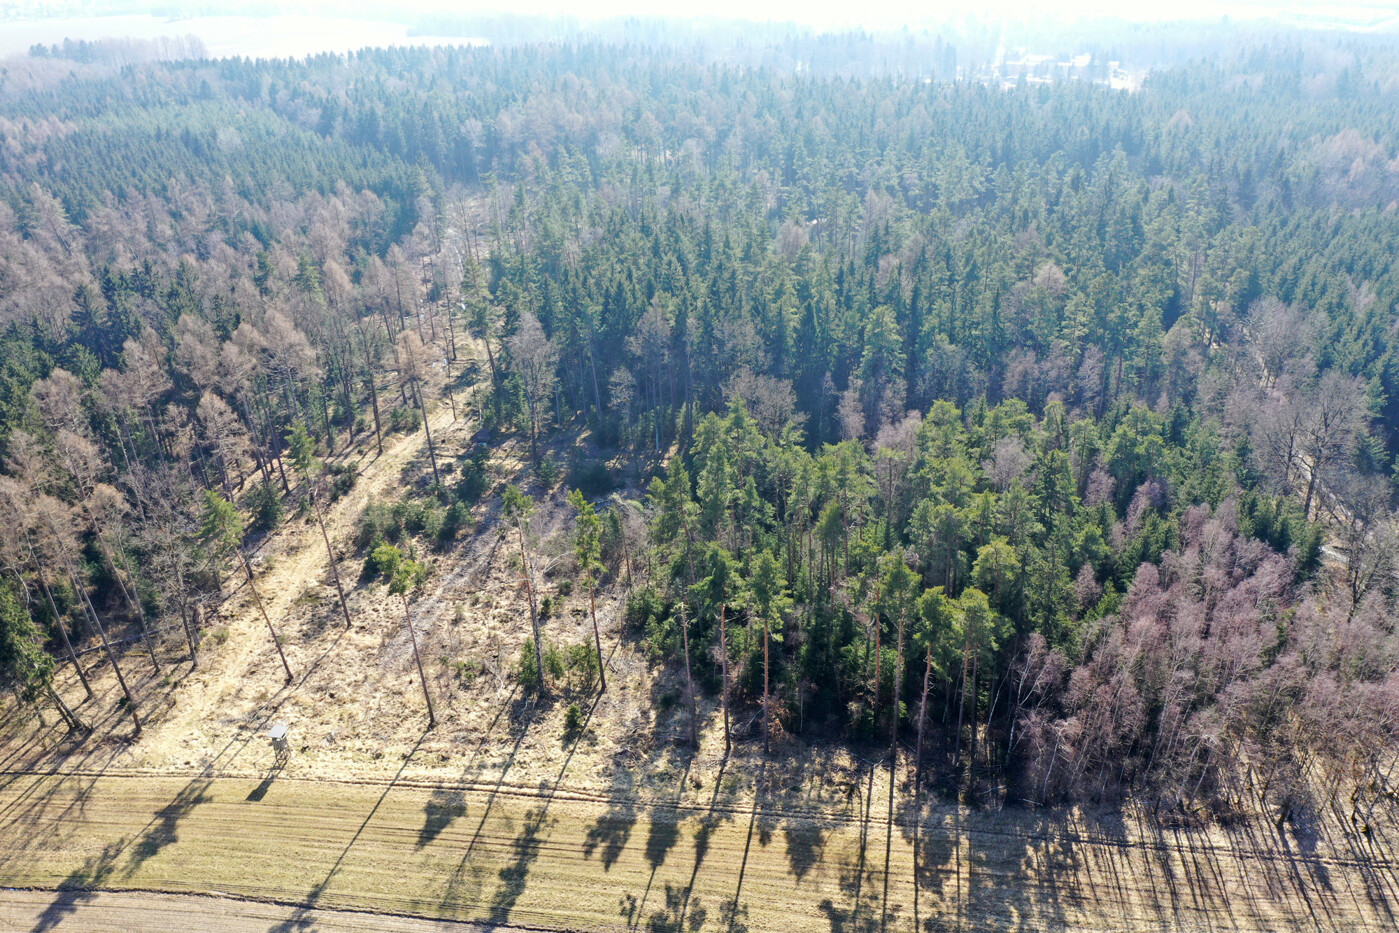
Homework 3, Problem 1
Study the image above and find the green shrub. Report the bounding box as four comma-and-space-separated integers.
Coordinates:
354, 500, 397, 550
392, 498, 442, 539
536, 454, 561, 488
564, 702, 584, 735
625, 586, 676, 663
328, 462, 357, 501
624, 586, 666, 631
438, 501, 472, 544
566, 641, 599, 690
449, 657, 483, 685
362, 543, 404, 583
389, 405, 422, 434
543, 640, 566, 683
518, 637, 540, 687
455, 445, 490, 503
247, 480, 283, 533
567, 454, 615, 497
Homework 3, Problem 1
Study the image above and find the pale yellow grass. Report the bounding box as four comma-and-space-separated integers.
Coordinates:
2, 754, 1397, 932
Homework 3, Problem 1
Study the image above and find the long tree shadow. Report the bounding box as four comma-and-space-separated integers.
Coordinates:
442, 685, 607, 920
784, 817, 828, 885
479, 688, 614, 927
428, 682, 526, 911
11, 720, 235, 921
419, 787, 468, 848
0, 650, 185, 843
1324, 792, 1399, 928
124, 778, 213, 874
7, 537, 365, 929
584, 769, 639, 871
461, 702, 535, 862
617, 753, 692, 930
0, 716, 69, 775
713, 758, 769, 933
268, 730, 429, 933
28, 839, 126, 933
817, 758, 884, 933
626, 751, 737, 932
111, 628, 357, 886
0, 727, 127, 850
487, 803, 553, 926
653, 757, 737, 933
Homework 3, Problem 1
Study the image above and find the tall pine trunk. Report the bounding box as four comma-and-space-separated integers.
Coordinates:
240, 549, 292, 683
916, 645, 933, 793
763, 619, 771, 754
588, 583, 606, 692
720, 603, 731, 757
27, 538, 93, 701
402, 593, 436, 728
517, 525, 545, 690
64, 554, 139, 734
412, 377, 441, 487
310, 486, 353, 629
679, 599, 697, 747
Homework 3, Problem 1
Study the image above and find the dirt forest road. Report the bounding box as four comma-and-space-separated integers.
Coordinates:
2, 762, 1398, 933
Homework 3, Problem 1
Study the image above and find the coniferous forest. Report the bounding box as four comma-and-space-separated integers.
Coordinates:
2, 29, 1399, 829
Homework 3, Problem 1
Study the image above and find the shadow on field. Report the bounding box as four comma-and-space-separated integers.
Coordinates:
584, 704, 691, 881
268, 730, 429, 933
13, 622, 359, 933
484, 686, 613, 926
636, 757, 742, 933
784, 817, 828, 885
438, 682, 607, 923
614, 751, 692, 930
29, 841, 123, 933
818, 758, 880, 933
583, 771, 638, 871
124, 779, 213, 874
418, 787, 468, 848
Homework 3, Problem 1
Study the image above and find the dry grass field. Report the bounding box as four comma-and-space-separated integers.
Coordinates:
3, 754, 1399, 932
2, 343, 1398, 931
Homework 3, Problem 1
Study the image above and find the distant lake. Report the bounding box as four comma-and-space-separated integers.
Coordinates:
0, 14, 484, 61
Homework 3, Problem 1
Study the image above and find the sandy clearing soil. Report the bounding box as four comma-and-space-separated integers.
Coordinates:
0, 888, 509, 932
1, 765, 1397, 932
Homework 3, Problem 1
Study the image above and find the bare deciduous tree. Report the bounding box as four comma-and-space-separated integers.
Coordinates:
507, 310, 557, 462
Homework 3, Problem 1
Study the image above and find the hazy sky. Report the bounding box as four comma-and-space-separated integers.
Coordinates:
301, 0, 1399, 30
447, 0, 1393, 29
11, 0, 1399, 29
3, 0, 1393, 61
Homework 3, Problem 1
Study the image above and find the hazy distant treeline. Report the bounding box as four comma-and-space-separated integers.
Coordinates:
27, 34, 209, 66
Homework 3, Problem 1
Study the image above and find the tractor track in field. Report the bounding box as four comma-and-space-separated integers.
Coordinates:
0, 887, 542, 933
3, 765, 1399, 932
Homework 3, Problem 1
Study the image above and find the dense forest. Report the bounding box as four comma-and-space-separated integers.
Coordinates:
1, 32, 1398, 818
